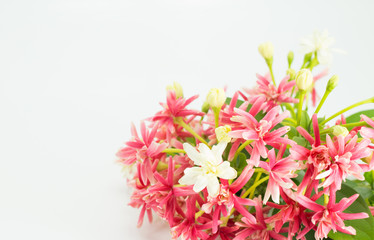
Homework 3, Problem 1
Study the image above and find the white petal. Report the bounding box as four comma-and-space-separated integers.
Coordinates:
263, 189, 271, 204
193, 174, 209, 193
211, 142, 227, 165
315, 169, 332, 180
272, 185, 280, 204
183, 143, 203, 165
179, 167, 203, 185
217, 161, 237, 179
206, 175, 220, 197
198, 143, 211, 156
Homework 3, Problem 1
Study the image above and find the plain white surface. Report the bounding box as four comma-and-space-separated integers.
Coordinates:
1, 0, 374, 239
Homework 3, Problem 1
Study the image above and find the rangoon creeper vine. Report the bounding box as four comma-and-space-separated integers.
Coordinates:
117, 30, 374, 240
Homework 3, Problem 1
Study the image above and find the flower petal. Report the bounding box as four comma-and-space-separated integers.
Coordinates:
217, 161, 237, 179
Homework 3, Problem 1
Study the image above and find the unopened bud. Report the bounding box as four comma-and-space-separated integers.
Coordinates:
286, 68, 296, 80
215, 125, 232, 143
332, 125, 349, 137
258, 42, 274, 60
303, 52, 313, 63
166, 82, 184, 98
206, 88, 226, 109
326, 75, 339, 92
287, 51, 294, 67
295, 69, 313, 91
201, 101, 210, 113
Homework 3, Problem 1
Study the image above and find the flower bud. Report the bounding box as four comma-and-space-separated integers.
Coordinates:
326, 75, 339, 92
258, 42, 274, 60
286, 68, 296, 80
201, 101, 210, 113
303, 52, 313, 63
295, 69, 313, 91
215, 125, 232, 143
206, 88, 226, 109
287, 51, 294, 67
166, 82, 184, 98
332, 125, 349, 137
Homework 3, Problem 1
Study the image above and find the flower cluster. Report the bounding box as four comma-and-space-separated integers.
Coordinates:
117, 31, 374, 240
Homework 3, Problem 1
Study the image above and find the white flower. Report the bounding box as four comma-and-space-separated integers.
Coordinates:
178, 142, 237, 197
300, 30, 344, 65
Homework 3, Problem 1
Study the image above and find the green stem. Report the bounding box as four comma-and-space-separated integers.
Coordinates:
265, 58, 276, 86
320, 121, 370, 135
241, 176, 269, 199
249, 172, 263, 199
297, 91, 306, 126
284, 103, 296, 119
314, 90, 331, 114
162, 148, 186, 154
268, 64, 276, 86
233, 140, 254, 160
195, 209, 205, 220
321, 97, 374, 125
175, 117, 210, 147
213, 107, 220, 128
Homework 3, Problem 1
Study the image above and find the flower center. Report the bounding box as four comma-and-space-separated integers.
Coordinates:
256, 120, 272, 138
309, 145, 331, 171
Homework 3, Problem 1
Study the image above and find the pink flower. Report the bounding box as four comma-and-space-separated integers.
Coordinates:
234, 197, 287, 240
201, 165, 255, 233
259, 146, 299, 204
152, 90, 204, 141
360, 114, 374, 140
243, 73, 298, 112
316, 134, 372, 191
290, 115, 330, 194
265, 189, 307, 239
290, 115, 328, 174
297, 190, 369, 240
171, 196, 213, 240
229, 105, 292, 166
150, 157, 196, 226
116, 122, 167, 185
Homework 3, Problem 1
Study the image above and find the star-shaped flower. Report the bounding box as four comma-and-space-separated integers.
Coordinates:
179, 142, 237, 197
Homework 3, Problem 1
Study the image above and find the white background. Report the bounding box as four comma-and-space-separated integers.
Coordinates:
1, 1, 374, 239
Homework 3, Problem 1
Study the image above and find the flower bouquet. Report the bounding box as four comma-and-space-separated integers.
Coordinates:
117, 31, 374, 240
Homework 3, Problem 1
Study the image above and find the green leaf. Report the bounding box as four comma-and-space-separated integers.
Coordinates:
345, 109, 374, 130
364, 171, 374, 189
292, 136, 308, 147
300, 111, 311, 131
225, 97, 245, 109
231, 152, 247, 175
287, 126, 298, 140
328, 183, 374, 240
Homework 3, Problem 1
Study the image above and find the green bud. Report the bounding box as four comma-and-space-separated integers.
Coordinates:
303, 52, 313, 64
326, 75, 339, 92
201, 101, 210, 113
258, 42, 274, 61
287, 51, 294, 67
286, 68, 296, 80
